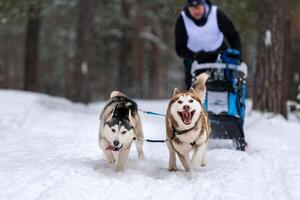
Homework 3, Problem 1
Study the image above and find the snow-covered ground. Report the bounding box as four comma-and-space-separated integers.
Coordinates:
0, 90, 300, 200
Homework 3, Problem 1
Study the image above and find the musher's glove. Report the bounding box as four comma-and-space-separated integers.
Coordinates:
194, 51, 206, 61
194, 51, 220, 63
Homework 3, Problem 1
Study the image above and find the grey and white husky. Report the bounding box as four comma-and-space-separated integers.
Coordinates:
99, 91, 144, 171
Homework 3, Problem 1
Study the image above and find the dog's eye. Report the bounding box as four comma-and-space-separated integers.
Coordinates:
111, 129, 116, 133
189, 100, 194, 103
121, 131, 126, 134
178, 100, 183, 104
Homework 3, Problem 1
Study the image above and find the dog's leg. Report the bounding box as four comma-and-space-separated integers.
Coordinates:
201, 154, 207, 167
134, 138, 144, 159
134, 120, 145, 159
191, 143, 207, 168
201, 143, 208, 167
177, 152, 192, 172
167, 141, 177, 171
99, 138, 115, 165
116, 145, 131, 172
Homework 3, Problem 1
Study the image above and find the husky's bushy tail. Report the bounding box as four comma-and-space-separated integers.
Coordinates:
192, 73, 209, 103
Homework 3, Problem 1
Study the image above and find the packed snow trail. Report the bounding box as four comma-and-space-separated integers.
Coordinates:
0, 90, 300, 200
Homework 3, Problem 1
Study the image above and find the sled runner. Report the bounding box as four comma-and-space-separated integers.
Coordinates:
191, 49, 248, 151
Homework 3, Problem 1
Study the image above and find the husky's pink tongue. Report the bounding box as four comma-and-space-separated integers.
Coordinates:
183, 111, 191, 121
105, 145, 114, 151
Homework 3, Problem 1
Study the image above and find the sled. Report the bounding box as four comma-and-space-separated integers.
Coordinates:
191, 49, 248, 151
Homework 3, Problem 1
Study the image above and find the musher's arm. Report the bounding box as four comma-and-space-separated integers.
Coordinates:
175, 15, 196, 60
217, 9, 242, 55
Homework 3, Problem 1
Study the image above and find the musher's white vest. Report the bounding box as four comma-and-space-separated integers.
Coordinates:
181, 6, 224, 52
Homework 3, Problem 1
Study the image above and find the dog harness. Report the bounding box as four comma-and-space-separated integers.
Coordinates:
171, 119, 200, 136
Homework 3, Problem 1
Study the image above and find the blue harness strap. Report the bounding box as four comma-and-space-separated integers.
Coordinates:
138, 109, 166, 117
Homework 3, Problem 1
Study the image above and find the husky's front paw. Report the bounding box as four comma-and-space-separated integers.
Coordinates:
106, 156, 116, 165
116, 167, 124, 172
168, 165, 177, 172
201, 157, 207, 167
138, 153, 145, 160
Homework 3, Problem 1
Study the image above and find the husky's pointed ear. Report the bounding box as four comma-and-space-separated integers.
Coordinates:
106, 107, 115, 121
110, 91, 119, 98
173, 88, 180, 96
105, 112, 114, 123
128, 109, 136, 127
189, 88, 196, 95
110, 91, 126, 98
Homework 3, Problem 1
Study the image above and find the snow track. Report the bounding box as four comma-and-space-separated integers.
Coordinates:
0, 90, 300, 200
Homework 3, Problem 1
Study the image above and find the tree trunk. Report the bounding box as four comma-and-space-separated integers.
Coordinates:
253, 0, 288, 117
149, 25, 161, 99
63, 34, 71, 99
288, 14, 300, 101
60, 12, 72, 99
134, 1, 144, 98
72, 0, 95, 103
119, 0, 132, 94
1, 36, 11, 88
24, 5, 40, 91
103, 37, 113, 96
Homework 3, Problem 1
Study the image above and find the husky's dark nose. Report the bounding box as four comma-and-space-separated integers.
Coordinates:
183, 105, 190, 111
113, 140, 120, 147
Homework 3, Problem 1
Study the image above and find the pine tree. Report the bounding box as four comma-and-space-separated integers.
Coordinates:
253, 0, 288, 117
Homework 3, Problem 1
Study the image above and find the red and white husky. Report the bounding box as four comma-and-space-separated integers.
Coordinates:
165, 73, 211, 172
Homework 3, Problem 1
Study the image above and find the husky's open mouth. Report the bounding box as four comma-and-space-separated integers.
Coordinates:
177, 110, 195, 125
105, 144, 124, 151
